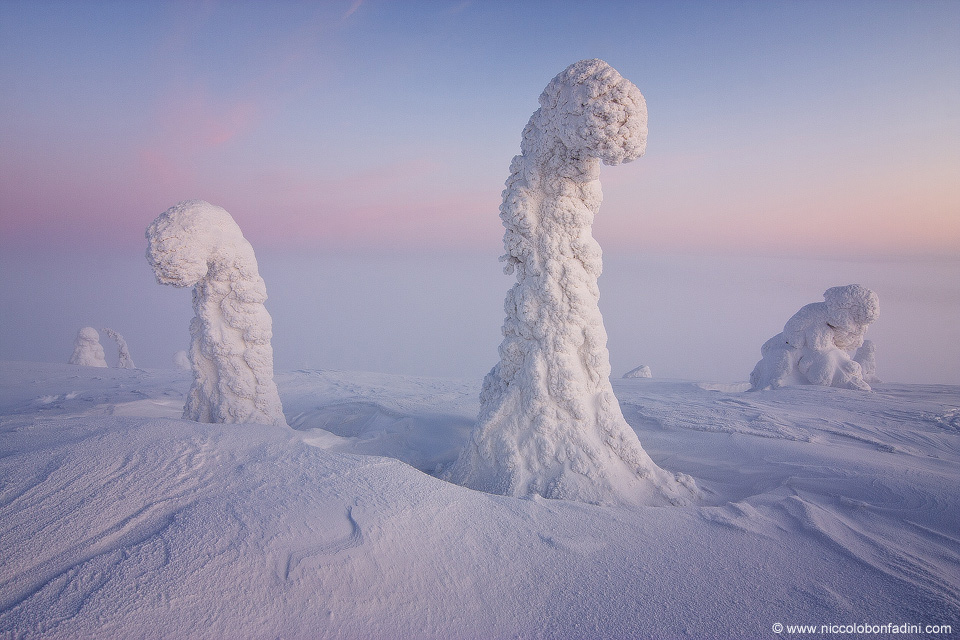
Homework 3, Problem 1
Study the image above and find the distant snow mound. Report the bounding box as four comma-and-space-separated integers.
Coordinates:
854, 340, 881, 384
102, 328, 135, 369
146, 200, 286, 426
173, 350, 191, 371
68, 327, 108, 367
444, 60, 697, 507
623, 365, 652, 379
750, 284, 879, 391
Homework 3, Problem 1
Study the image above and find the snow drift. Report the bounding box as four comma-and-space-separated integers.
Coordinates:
623, 365, 652, 379
67, 327, 107, 368
750, 284, 880, 391
446, 59, 695, 507
101, 328, 135, 369
146, 200, 286, 426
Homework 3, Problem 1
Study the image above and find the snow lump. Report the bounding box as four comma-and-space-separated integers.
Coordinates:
445, 59, 696, 507
68, 327, 108, 367
623, 365, 652, 379
146, 200, 286, 426
750, 284, 880, 391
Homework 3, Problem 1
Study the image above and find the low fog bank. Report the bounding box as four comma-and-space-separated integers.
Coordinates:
1, 248, 957, 385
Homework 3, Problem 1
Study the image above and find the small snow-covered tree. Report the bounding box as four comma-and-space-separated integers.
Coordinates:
173, 350, 191, 372
445, 60, 696, 507
68, 327, 108, 367
750, 284, 879, 391
854, 339, 881, 385
102, 328, 135, 369
146, 200, 286, 426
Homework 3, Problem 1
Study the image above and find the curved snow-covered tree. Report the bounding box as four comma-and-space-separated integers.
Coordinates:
445, 60, 696, 507
68, 327, 108, 367
146, 200, 286, 426
750, 284, 880, 391
102, 328, 135, 369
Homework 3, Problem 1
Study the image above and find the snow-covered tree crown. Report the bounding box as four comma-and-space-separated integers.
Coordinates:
145, 199, 257, 289
526, 58, 647, 166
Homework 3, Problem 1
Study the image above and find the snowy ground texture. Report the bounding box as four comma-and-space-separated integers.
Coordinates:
1, 361, 958, 639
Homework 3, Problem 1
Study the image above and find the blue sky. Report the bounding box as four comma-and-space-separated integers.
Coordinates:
2, 0, 958, 255
1, 1, 959, 383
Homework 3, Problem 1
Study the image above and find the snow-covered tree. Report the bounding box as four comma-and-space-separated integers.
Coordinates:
854, 339, 881, 385
750, 284, 880, 391
146, 200, 286, 426
102, 328, 135, 369
68, 327, 108, 367
445, 60, 696, 507
623, 365, 652, 379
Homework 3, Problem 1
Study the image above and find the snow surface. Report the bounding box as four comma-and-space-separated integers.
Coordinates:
446, 60, 694, 507
750, 285, 880, 391
0, 360, 957, 638
101, 328, 135, 369
623, 364, 652, 379
146, 200, 285, 427
67, 327, 107, 368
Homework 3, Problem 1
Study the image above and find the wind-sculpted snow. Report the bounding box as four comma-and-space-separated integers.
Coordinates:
67, 327, 107, 368
445, 60, 695, 507
146, 200, 285, 426
101, 328, 134, 369
623, 364, 652, 379
750, 284, 880, 391
1, 362, 958, 638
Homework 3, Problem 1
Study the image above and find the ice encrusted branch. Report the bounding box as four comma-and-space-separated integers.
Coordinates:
102, 328, 135, 369
146, 200, 286, 426
750, 284, 880, 391
444, 60, 696, 507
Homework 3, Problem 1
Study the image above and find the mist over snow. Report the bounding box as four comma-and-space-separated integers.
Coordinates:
0, 248, 958, 385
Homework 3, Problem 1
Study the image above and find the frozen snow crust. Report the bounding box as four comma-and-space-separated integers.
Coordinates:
146, 200, 285, 426
750, 284, 880, 391
1, 362, 958, 638
67, 327, 107, 368
445, 60, 695, 507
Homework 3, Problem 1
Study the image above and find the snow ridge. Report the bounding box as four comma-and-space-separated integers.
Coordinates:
446, 60, 696, 506
146, 200, 286, 426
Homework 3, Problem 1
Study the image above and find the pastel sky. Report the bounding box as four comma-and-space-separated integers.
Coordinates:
2, 0, 958, 256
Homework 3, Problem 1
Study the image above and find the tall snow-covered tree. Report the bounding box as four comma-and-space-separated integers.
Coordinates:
446, 60, 696, 507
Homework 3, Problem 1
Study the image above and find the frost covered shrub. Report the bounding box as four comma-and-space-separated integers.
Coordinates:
146, 200, 286, 426
623, 365, 652, 379
68, 327, 108, 367
102, 328, 135, 369
445, 60, 696, 507
854, 340, 881, 385
750, 284, 880, 391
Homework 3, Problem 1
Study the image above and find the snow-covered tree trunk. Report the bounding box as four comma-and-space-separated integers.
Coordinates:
146, 200, 286, 427
445, 60, 696, 507
102, 328, 135, 369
